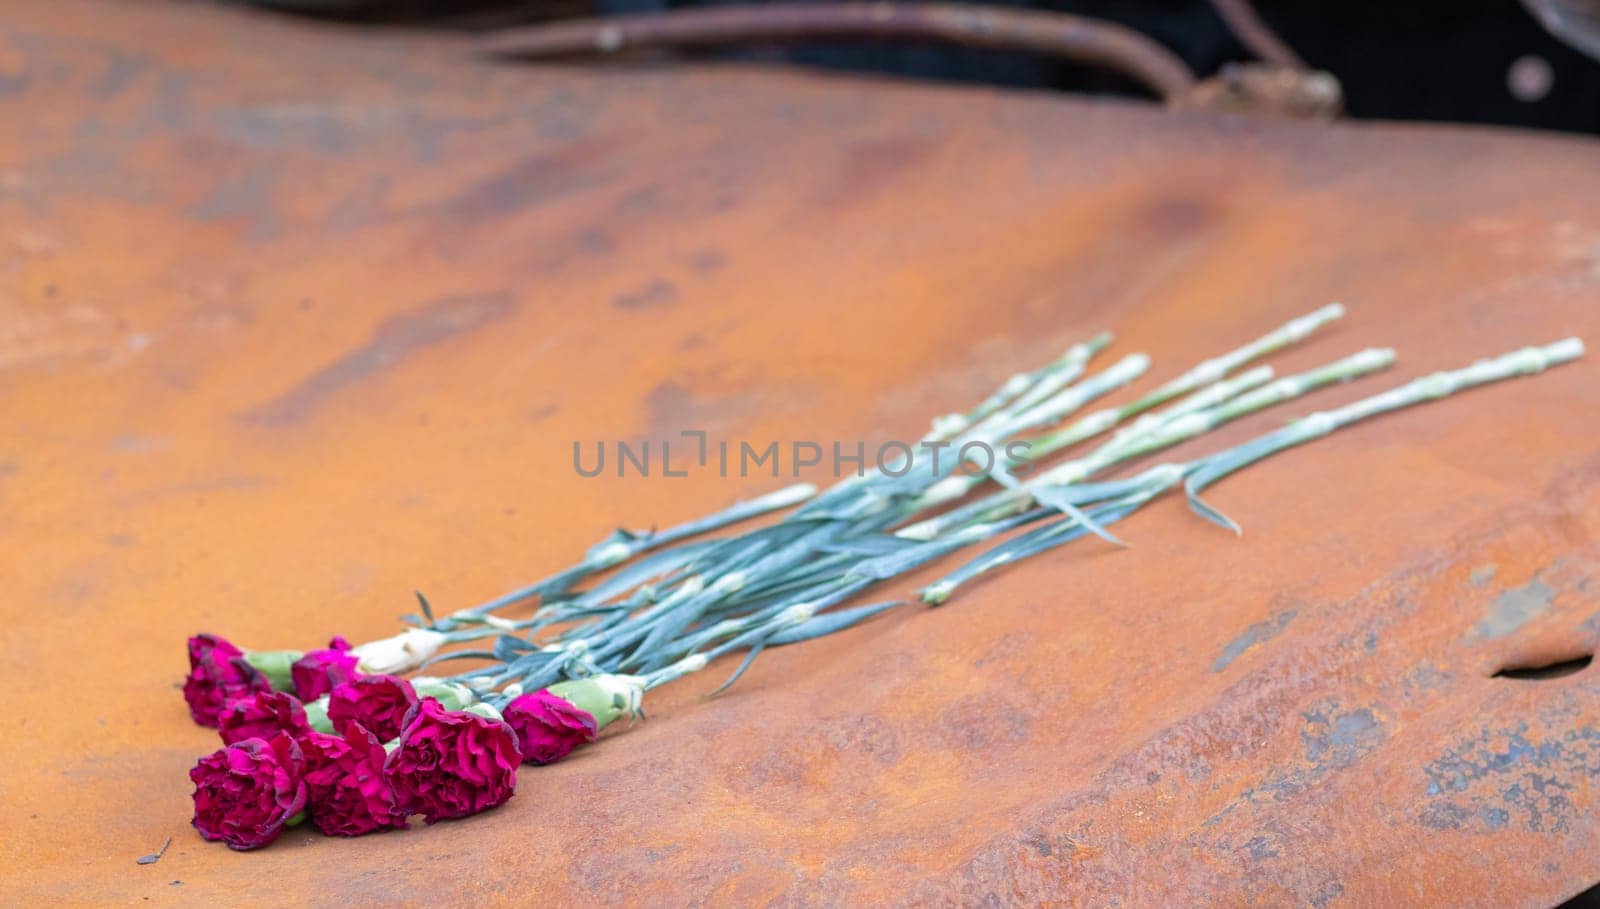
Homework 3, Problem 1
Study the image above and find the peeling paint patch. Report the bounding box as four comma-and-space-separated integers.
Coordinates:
1579, 610, 1600, 636
1419, 800, 1472, 830
639, 379, 768, 442
1405, 662, 1453, 694
240, 292, 515, 426
1421, 723, 1600, 833
937, 692, 1031, 753
1241, 835, 1279, 860
1213, 609, 1297, 672
1302, 705, 1385, 769
187, 165, 281, 239
814, 135, 935, 209
1469, 563, 1498, 588
613, 280, 679, 311
1310, 881, 1346, 909
433, 139, 611, 220
1474, 579, 1555, 639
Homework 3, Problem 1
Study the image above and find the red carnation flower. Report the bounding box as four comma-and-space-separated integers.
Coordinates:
184, 634, 270, 728
189, 633, 240, 668
189, 733, 307, 851
384, 699, 521, 823
302, 726, 407, 837
504, 689, 598, 765
328, 675, 418, 742
291, 636, 360, 702
218, 690, 312, 746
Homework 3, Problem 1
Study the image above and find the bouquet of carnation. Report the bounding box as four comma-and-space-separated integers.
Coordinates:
178, 305, 1583, 849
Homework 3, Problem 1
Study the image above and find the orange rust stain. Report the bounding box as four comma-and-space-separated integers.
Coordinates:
2, 0, 1600, 905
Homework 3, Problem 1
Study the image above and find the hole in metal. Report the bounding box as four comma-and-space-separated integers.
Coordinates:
1493, 653, 1593, 680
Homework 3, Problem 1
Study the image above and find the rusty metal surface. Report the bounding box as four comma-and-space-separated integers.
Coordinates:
3, 1, 1600, 904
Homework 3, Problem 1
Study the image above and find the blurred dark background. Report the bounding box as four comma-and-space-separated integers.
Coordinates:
241, 0, 1600, 134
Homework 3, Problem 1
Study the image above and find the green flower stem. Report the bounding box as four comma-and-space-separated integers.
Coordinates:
449, 329, 1371, 691
897, 304, 1348, 527
959, 334, 1114, 440
1098, 364, 1275, 454
638, 592, 854, 694
922, 339, 1583, 605
386, 316, 1577, 722
804, 331, 1115, 517
1090, 348, 1395, 465
981, 353, 1152, 448
910, 364, 1275, 515
920, 480, 1166, 605
438, 482, 817, 629
896, 348, 1393, 541
924, 331, 1113, 443
639, 653, 709, 691
800, 329, 1126, 521
1123, 302, 1345, 414
841, 352, 1152, 520
1184, 339, 1584, 531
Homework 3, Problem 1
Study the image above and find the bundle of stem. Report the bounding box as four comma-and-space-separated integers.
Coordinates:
388, 309, 1580, 707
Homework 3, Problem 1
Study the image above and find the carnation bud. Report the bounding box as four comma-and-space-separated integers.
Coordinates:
545, 674, 643, 731
241, 649, 303, 692
410, 678, 476, 712
503, 688, 597, 765
462, 702, 505, 722
303, 695, 335, 734
351, 629, 447, 675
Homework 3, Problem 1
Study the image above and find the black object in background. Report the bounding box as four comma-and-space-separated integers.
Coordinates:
243, 0, 1600, 133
